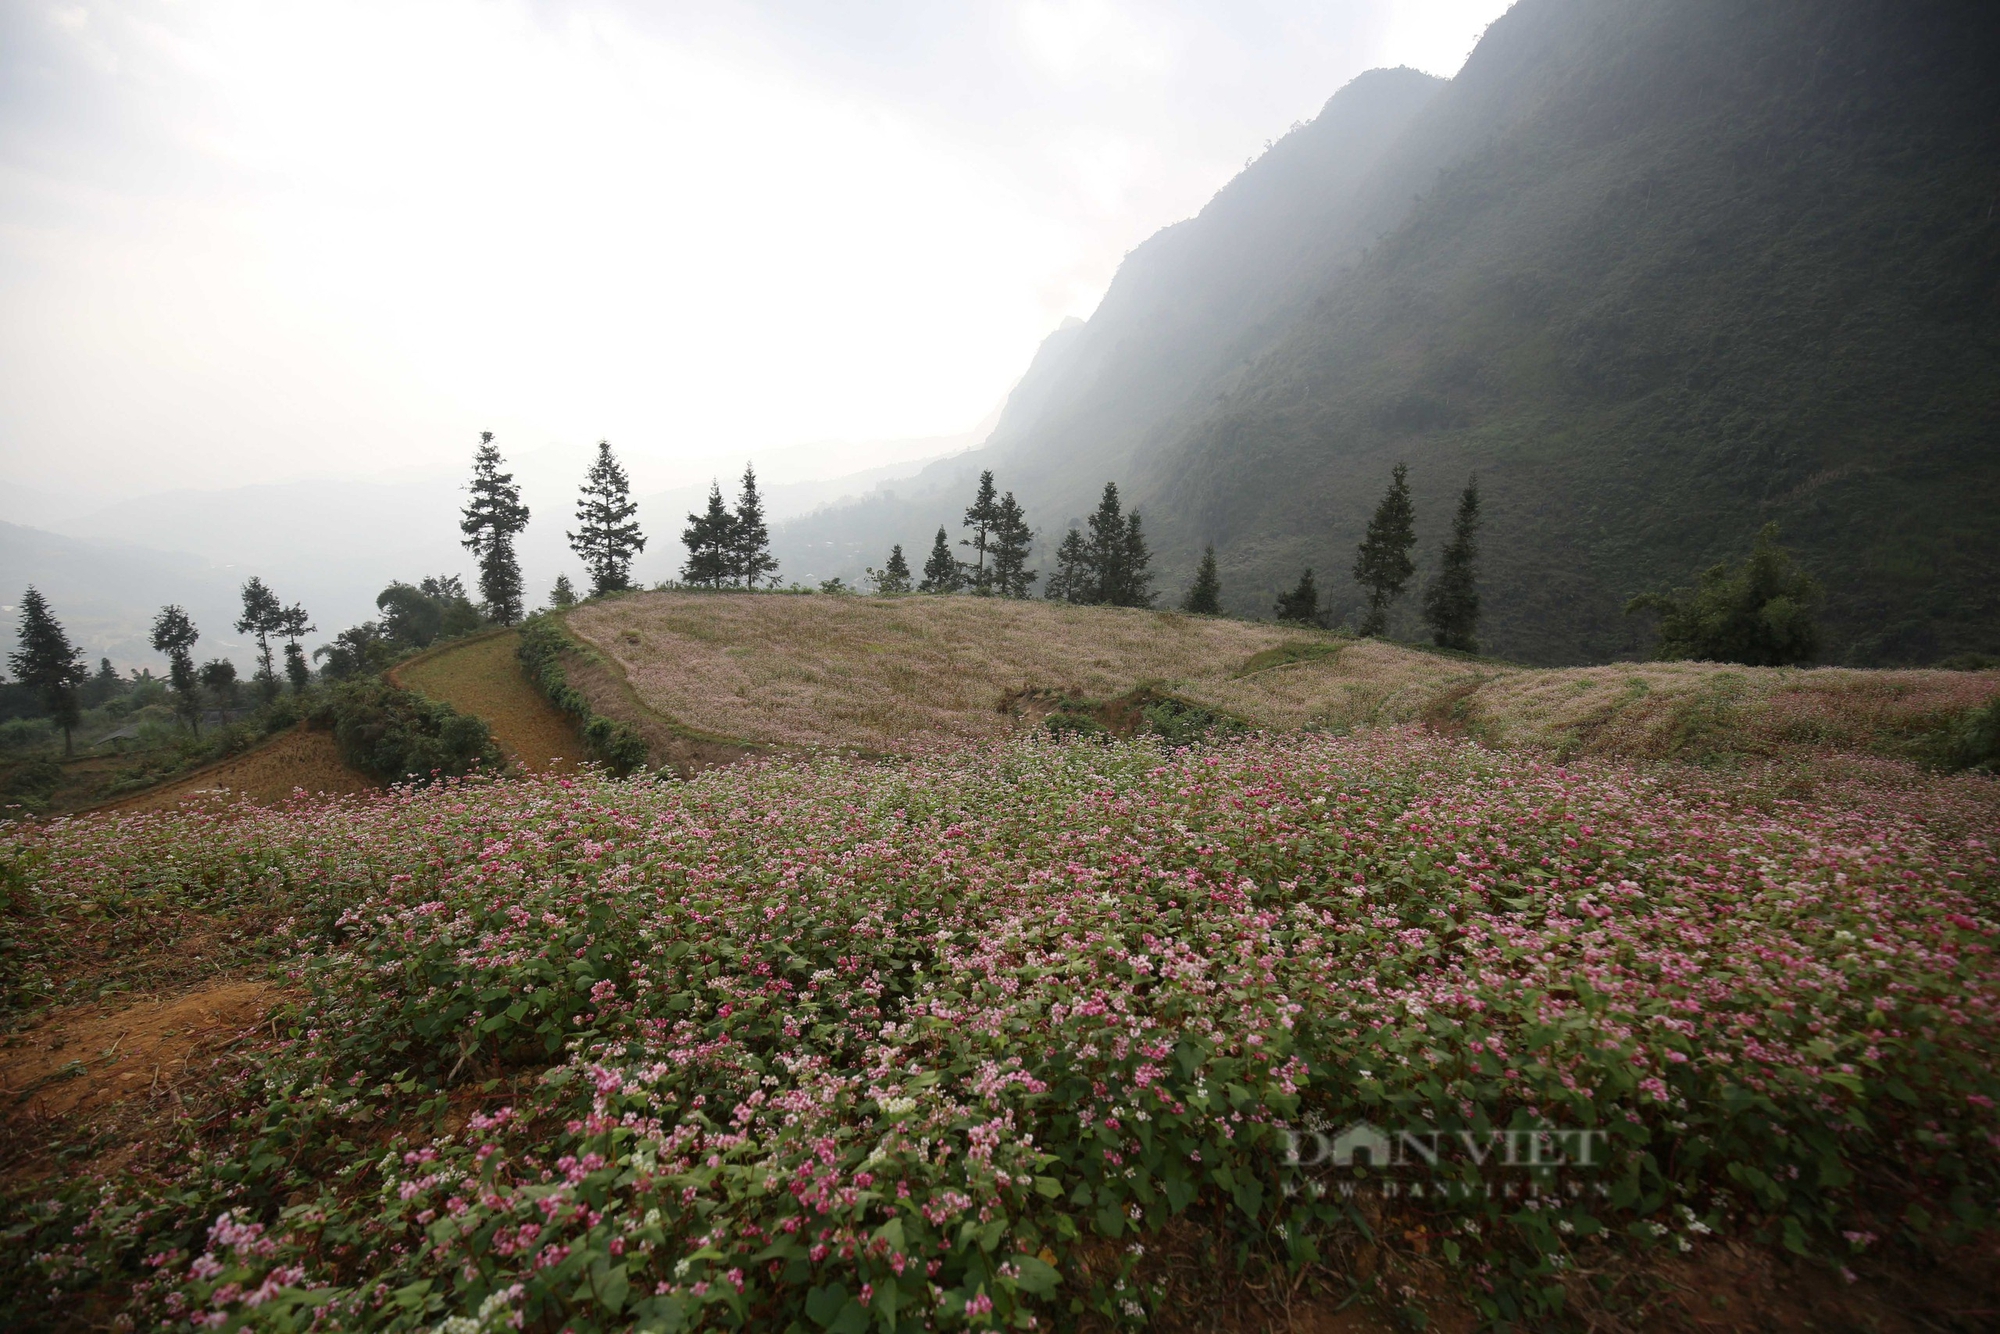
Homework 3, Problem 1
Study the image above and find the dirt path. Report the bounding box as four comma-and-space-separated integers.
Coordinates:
2, 979, 281, 1121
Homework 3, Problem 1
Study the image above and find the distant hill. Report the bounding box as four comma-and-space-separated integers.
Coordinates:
780, 0, 2000, 666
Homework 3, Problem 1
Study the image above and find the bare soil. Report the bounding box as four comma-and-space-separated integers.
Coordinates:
2, 980, 280, 1123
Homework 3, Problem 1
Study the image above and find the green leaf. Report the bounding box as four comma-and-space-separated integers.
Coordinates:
806, 1284, 849, 1328
633, 1295, 689, 1333
1011, 1255, 1060, 1296
597, 1261, 631, 1313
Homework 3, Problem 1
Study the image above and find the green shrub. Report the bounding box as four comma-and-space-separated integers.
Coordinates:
1042, 701, 1106, 739
308, 679, 504, 783
517, 615, 653, 776
1944, 697, 2000, 773
1626, 524, 1822, 666
1141, 695, 1245, 747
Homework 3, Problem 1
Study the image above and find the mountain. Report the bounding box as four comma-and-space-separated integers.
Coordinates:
782, 0, 2000, 665
0, 522, 245, 671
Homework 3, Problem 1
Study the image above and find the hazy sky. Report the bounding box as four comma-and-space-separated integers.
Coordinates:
0, 1, 1511, 502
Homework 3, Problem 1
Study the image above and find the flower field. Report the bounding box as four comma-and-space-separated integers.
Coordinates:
4, 729, 1998, 1330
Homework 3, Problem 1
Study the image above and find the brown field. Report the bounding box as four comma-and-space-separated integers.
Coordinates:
1190, 638, 2000, 764
569, 592, 2000, 765
394, 629, 581, 771
97, 727, 375, 815
567, 592, 1320, 752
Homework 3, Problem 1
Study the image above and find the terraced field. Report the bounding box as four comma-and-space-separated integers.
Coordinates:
568, 591, 2000, 767
393, 628, 580, 771
96, 726, 375, 814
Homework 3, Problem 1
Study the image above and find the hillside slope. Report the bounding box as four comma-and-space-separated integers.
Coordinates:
392, 630, 580, 772
780, 0, 2000, 667
566, 592, 1998, 768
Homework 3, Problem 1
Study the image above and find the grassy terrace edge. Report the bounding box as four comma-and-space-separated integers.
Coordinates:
516, 613, 663, 774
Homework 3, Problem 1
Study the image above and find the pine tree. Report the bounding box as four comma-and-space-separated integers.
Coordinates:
150, 604, 202, 733
730, 464, 779, 588
1084, 484, 1127, 606
235, 577, 285, 702
1182, 545, 1221, 614
867, 544, 913, 595
959, 470, 1001, 595
680, 482, 736, 588
988, 492, 1037, 598
570, 440, 647, 595
550, 574, 578, 609
9, 587, 86, 755
84, 656, 122, 707
1353, 462, 1416, 636
1274, 570, 1321, 624
1119, 510, 1156, 608
919, 527, 962, 593
1422, 476, 1481, 652
460, 432, 532, 624
278, 603, 317, 693
1044, 529, 1091, 603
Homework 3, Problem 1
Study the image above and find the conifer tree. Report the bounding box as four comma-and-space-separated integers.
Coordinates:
988, 492, 1037, 598
680, 482, 735, 588
919, 527, 962, 593
84, 657, 122, 707
1119, 510, 1156, 608
1274, 570, 1321, 625
570, 440, 647, 595
235, 577, 285, 702
9, 587, 86, 755
959, 470, 1001, 595
730, 464, 779, 588
1422, 476, 1481, 652
150, 604, 202, 733
278, 603, 316, 693
460, 432, 532, 624
1044, 529, 1090, 603
1084, 484, 1127, 606
1182, 545, 1222, 614
867, 545, 912, 595
550, 573, 578, 609
1353, 462, 1416, 636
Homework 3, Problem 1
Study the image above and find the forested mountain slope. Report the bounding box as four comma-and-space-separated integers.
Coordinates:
784, 0, 2000, 665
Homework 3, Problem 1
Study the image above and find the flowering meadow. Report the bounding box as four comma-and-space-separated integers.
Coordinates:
5, 729, 1998, 1330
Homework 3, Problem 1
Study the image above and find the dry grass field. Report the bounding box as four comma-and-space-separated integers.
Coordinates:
393, 629, 580, 771
566, 592, 1318, 752
1190, 638, 2000, 764
97, 727, 375, 815
569, 592, 2000, 765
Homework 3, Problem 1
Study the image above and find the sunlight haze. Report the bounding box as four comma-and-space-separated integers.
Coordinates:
0, 0, 1510, 502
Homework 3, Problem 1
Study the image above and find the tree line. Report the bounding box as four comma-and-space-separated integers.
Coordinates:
0, 431, 665, 755
1261, 463, 1485, 650
854, 473, 1158, 609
